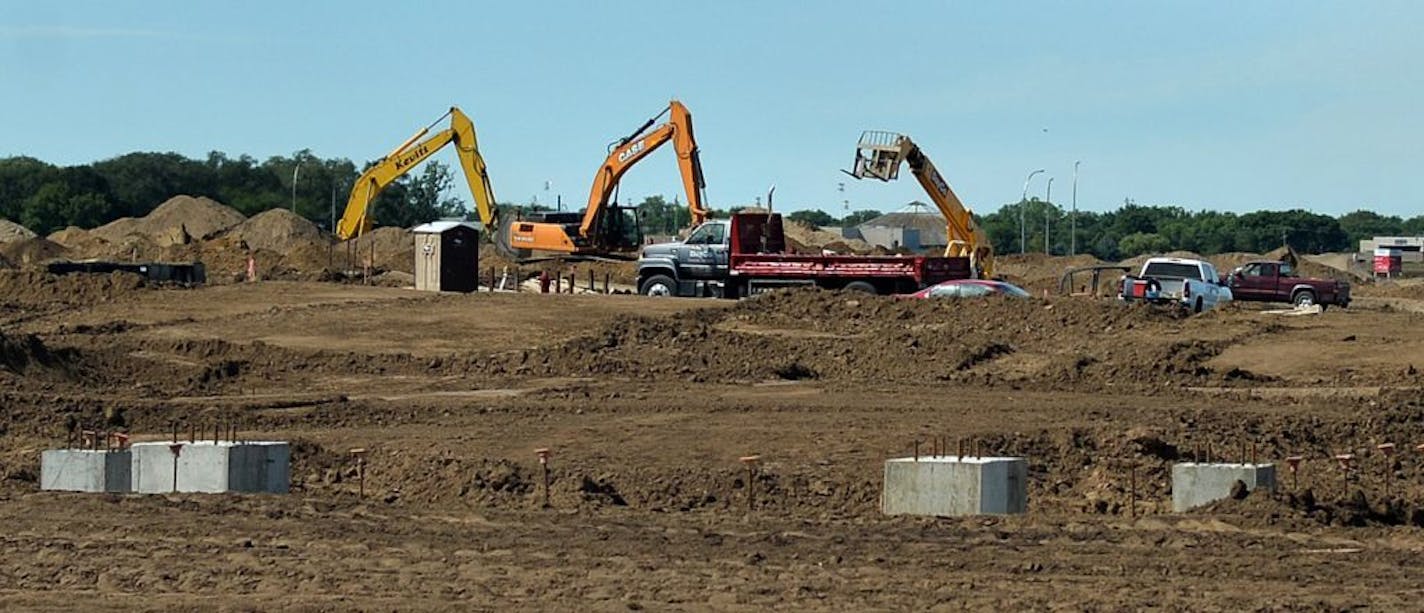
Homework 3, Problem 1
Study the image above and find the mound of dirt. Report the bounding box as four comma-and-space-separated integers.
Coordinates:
483, 288, 1249, 389
92, 195, 245, 247
227, 208, 329, 253
338, 227, 414, 273
0, 270, 147, 306
0, 237, 70, 266
0, 218, 36, 244
995, 253, 1107, 294
46, 226, 113, 255
783, 220, 873, 254
0, 330, 67, 376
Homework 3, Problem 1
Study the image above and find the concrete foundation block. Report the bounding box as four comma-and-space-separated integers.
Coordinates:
882, 456, 1027, 516
130, 441, 290, 494
1172, 462, 1276, 512
40, 449, 133, 493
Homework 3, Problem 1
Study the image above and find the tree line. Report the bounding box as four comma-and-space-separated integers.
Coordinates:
751, 199, 1424, 259
2, 151, 1419, 258
0, 151, 468, 235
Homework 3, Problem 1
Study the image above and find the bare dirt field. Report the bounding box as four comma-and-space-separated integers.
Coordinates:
4, 272, 1424, 610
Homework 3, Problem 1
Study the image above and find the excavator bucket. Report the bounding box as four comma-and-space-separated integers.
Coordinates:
847, 131, 909, 182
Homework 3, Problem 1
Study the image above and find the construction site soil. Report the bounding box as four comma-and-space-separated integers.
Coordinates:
3, 271, 1424, 610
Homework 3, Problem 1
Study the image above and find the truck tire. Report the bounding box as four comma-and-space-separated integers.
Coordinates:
1194, 297, 1204, 313
843, 281, 877, 294
1292, 290, 1316, 308
639, 274, 677, 297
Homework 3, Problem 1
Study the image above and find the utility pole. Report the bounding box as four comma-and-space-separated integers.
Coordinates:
1020, 169, 1045, 254
1045, 177, 1054, 254
291, 162, 303, 213
1071, 161, 1080, 256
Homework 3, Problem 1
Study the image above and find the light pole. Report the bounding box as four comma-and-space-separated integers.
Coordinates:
1045, 177, 1054, 254
1020, 169, 1045, 254
1071, 161, 1080, 256
291, 162, 303, 213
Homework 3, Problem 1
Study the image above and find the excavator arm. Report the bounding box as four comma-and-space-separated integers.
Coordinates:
507, 99, 708, 260
336, 107, 499, 243
579, 100, 708, 238
846, 131, 994, 278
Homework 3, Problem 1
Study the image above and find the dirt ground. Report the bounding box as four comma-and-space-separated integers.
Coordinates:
4, 272, 1424, 610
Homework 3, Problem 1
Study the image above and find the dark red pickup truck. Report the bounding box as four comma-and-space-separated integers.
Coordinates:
1225, 260, 1350, 309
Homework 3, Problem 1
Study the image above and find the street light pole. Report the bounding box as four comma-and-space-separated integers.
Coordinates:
1045, 177, 1054, 254
1020, 169, 1045, 254
1071, 161, 1080, 256
291, 162, 303, 213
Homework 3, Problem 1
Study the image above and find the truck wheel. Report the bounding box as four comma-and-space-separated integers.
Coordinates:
1292, 290, 1316, 308
843, 281, 877, 294
639, 274, 677, 297
1194, 298, 1204, 313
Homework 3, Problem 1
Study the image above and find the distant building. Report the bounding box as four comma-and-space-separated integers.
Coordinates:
846, 202, 947, 252
1360, 236, 1424, 262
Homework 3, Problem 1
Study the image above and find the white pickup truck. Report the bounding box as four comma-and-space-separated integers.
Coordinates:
1118, 257, 1233, 313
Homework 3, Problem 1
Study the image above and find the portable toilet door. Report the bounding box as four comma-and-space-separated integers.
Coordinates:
437, 226, 479, 293
416, 232, 442, 291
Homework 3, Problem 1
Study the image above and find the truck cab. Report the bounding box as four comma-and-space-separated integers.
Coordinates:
1227, 260, 1350, 308
636, 219, 735, 297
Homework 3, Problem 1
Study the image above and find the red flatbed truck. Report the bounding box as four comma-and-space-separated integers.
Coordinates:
635, 212, 970, 298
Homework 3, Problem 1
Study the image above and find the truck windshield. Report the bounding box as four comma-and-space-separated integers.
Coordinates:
685, 223, 725, 245
1143, 262, 1203, 280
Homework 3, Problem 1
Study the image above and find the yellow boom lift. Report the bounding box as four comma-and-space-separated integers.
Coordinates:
845, 131, 994, 278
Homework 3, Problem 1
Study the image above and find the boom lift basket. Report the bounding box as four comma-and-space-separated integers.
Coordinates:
849, 131, 909, 182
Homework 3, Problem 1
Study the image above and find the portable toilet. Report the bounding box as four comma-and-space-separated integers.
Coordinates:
1374, 247, 1402, 278
412, 221, 480, 292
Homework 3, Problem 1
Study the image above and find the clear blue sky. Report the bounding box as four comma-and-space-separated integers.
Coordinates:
3, 1, 1422, 218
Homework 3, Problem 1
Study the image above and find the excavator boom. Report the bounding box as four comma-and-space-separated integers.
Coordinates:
846, 131, 993, 277
336, 107, 499, 246
507, 99, 708, 260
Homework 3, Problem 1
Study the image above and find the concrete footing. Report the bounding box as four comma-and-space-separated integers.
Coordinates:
40, 449, 133, 493
882, 456, 1027, 516
129, 441, 290, 494
1172, 462, 1276, 512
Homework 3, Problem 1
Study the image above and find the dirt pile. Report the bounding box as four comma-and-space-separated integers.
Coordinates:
782, 220, 873, 254
0, 218, 36, 243
0, 270, 147, 307
92, 195, 245, 247
995, 253, 1107, 294
0, 237, 70, 266
226, 208, 328, 253
484, 289, 1260, 389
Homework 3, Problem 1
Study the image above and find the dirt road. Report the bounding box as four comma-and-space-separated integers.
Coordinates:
3, 274, 1423, 609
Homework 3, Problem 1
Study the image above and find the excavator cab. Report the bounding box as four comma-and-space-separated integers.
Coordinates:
595, 203, 643, 252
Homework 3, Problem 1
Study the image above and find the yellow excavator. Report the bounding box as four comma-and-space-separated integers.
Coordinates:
845, 131, 994, 278
337, 100, 708, 263
502, 99, 709, 260
335, 107, 504, 252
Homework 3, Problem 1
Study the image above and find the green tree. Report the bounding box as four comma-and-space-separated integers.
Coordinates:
1337, 210, 1404, 246
1117, 232, 1172, 257
787, 209, 836, 227
840, 209, 882, 227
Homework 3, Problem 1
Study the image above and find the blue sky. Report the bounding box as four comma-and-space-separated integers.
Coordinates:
2, 1, 1422, 218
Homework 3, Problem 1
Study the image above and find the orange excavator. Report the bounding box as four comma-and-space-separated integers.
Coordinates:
502, 99, 709, 261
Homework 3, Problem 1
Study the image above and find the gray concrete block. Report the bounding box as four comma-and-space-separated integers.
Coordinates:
882, 456, 1027, 516
1172, 462, 1276, 512
130, 441, 290, 494
40, 449, 132, 493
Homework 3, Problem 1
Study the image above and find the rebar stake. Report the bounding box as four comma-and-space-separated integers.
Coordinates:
350, 448, 368, 499
1286, 456, 1303, 491
1378, 443, 1396, 500
739, 455, 761, 513
1129, 465, 1137, 518
1335, 454, 1355, 491
535, 448, 551, 508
